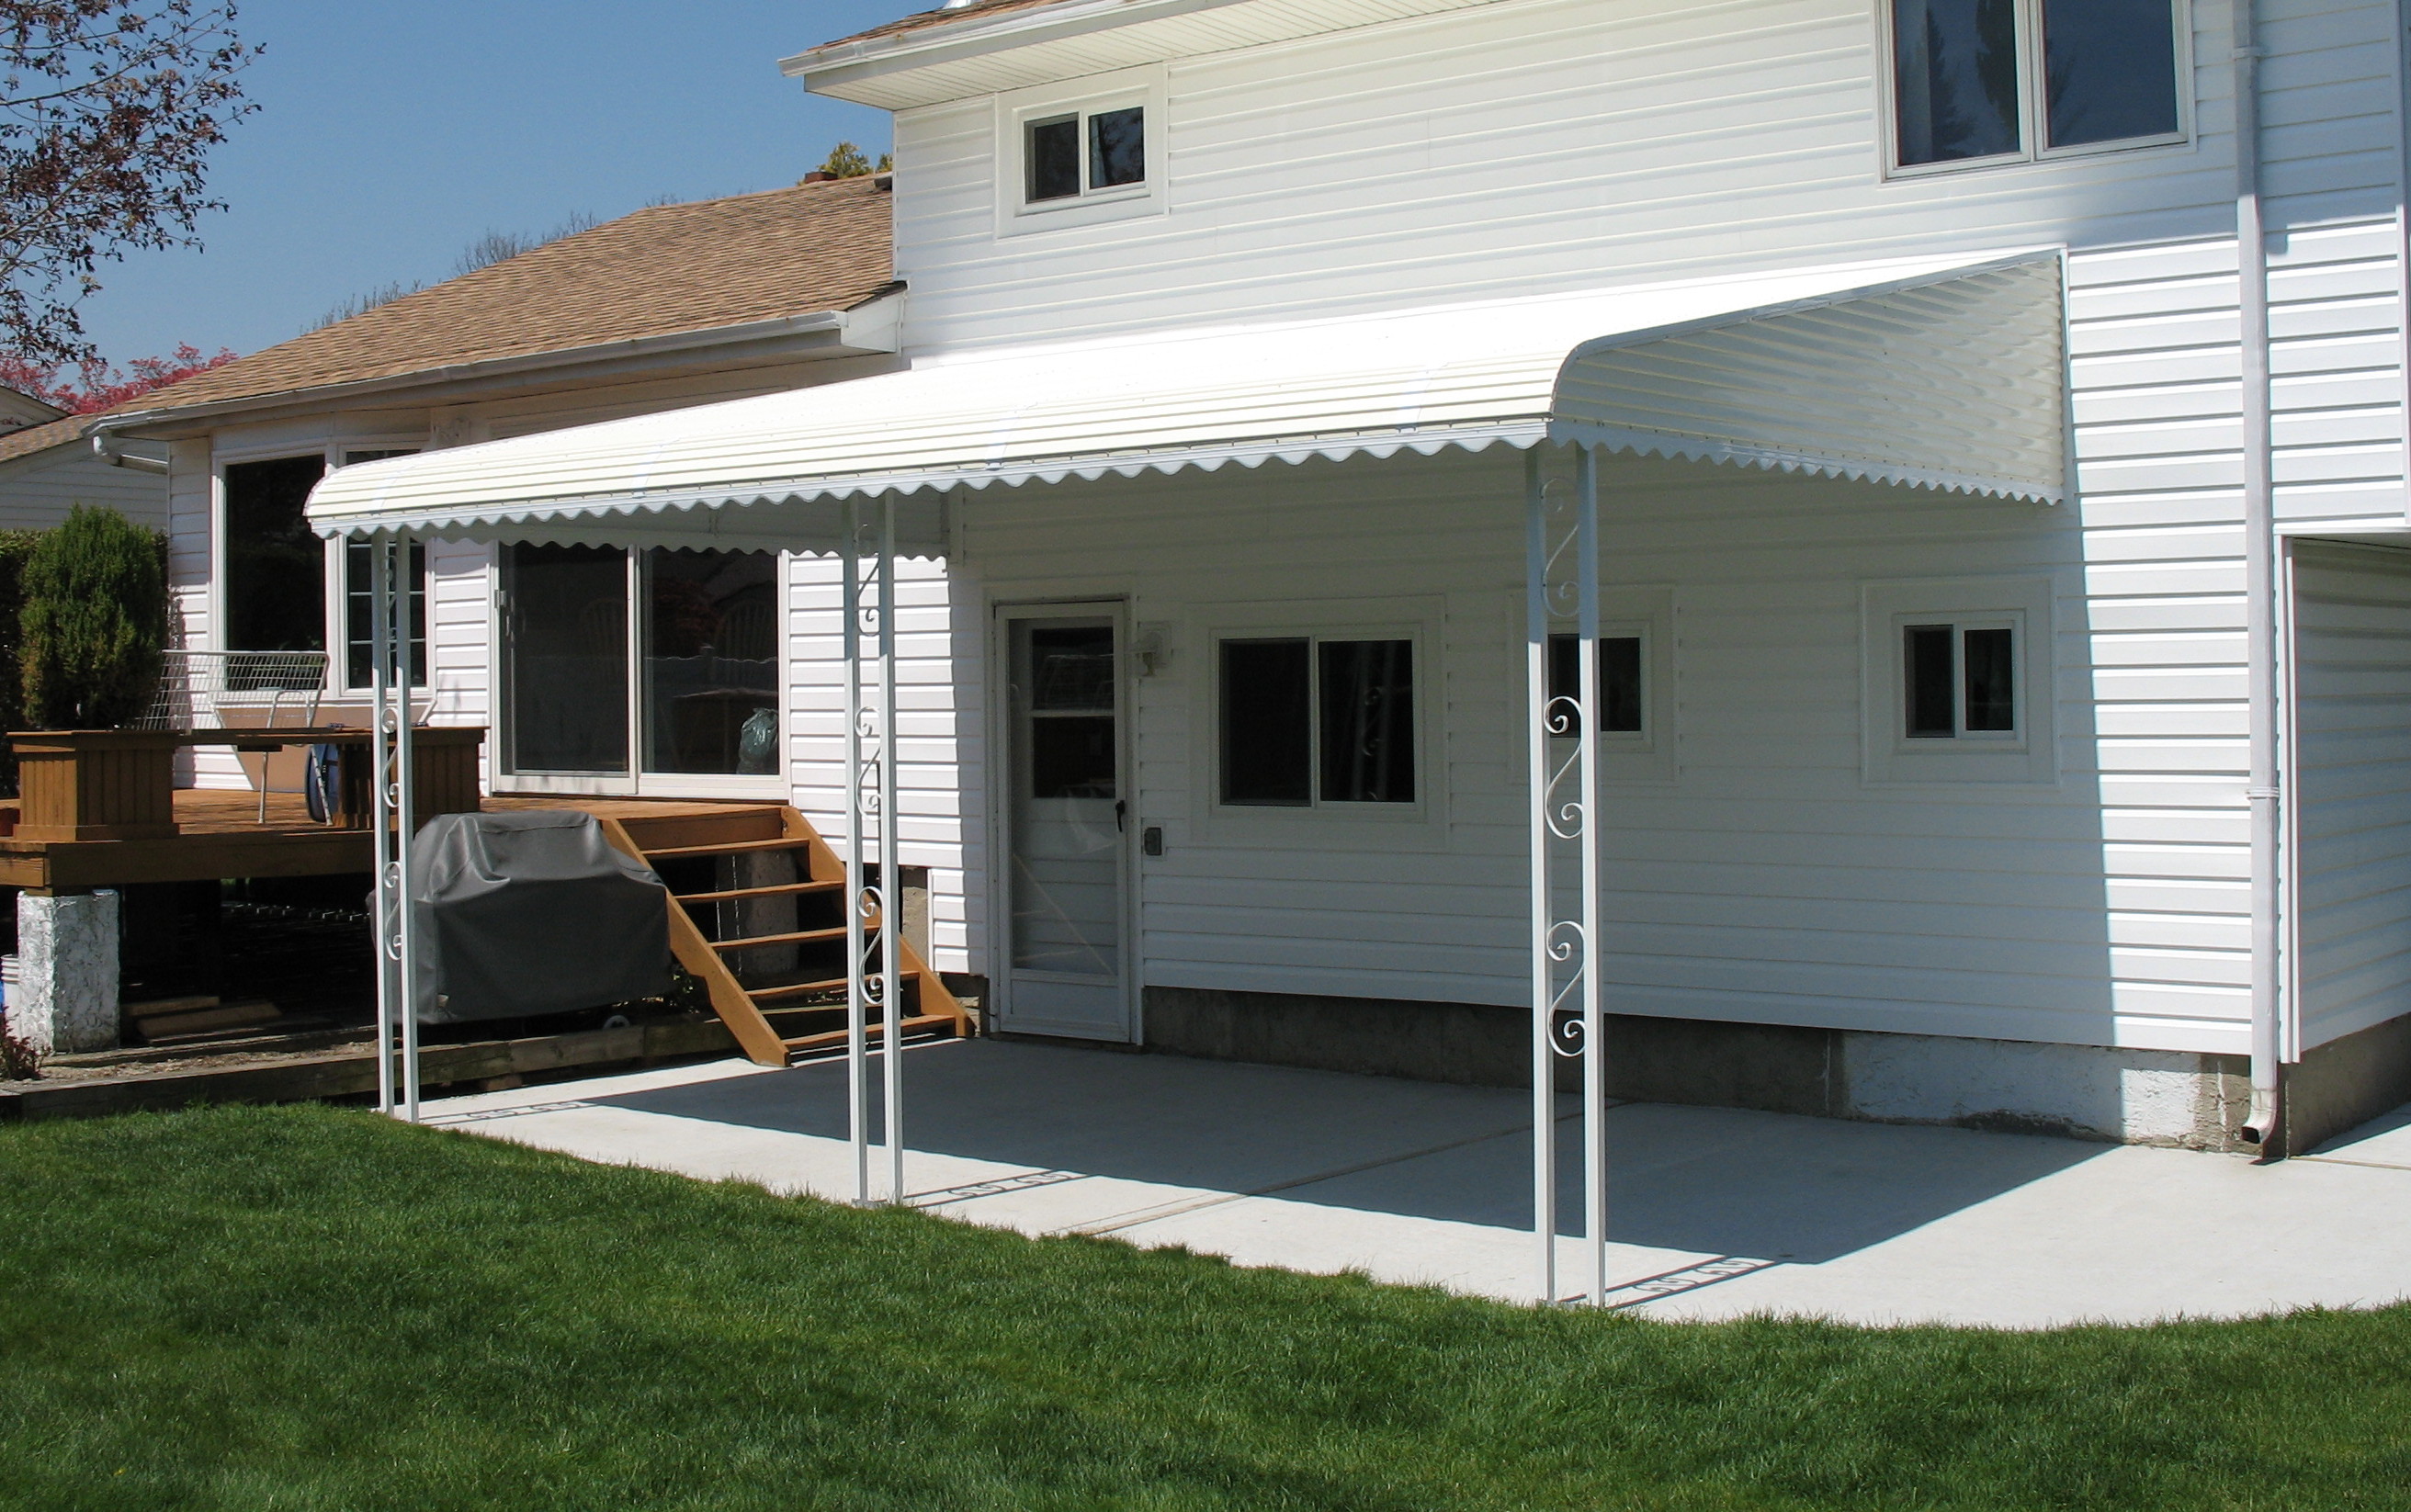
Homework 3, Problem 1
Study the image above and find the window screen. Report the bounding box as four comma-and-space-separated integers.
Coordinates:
223, 455, 329, 654
2040, 0, 2179, 148
1545, 633, 1646, 734
1892, 0, 2022, 165
1220, 638, 1310, 805
1088, 107, 1144, 187
1027, 114, 1080, 201
1319, 639, 1414, 804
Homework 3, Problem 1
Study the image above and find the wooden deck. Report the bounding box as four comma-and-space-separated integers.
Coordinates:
0, 790, 787, 890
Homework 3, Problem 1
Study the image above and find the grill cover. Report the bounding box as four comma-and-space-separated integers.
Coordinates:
409, 810, 670, 1023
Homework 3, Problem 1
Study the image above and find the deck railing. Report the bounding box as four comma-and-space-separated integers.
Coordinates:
133, 650, 330, 733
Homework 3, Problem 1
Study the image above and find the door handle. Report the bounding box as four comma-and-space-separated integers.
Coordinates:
1115, 799, 1126, 833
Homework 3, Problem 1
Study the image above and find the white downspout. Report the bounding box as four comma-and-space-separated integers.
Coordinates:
2236, 0, 2285, 1149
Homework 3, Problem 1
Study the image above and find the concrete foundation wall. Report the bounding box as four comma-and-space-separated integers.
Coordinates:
1140, 986, 2409, 1153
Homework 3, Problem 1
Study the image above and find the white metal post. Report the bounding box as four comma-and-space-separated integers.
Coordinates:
368, 533, 397, 1117
842, 497, 870, 1203
1575, 446, 1606, 1305
392, 533, 421, 1123
1523, 446, 1557, 1303
877, 493, 903, 1204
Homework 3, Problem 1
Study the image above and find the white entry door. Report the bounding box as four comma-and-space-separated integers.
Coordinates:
995, 604, 1133, 1041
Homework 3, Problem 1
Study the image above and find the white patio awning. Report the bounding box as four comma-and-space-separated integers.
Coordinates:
307, 248, 2068, 546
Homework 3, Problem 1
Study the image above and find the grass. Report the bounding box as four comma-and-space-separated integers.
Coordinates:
0, 1105, 2406, 1511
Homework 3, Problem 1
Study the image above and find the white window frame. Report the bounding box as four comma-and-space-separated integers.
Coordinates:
330, 447, 424, 694
1877, 0, 2193, 180
1862, 578, 2056, 784
1192, 596, 1446, 849
993, 64, 1167, 237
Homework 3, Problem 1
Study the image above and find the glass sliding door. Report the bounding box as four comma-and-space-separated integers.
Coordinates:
641, 548, 780, 777
501, 544, 785, 792
505, 544, 630, 776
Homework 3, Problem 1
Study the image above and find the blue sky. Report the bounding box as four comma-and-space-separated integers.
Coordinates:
69, 0, 912, 368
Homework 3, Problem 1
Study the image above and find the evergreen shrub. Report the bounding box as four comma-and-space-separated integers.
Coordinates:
19, 506, 169, 732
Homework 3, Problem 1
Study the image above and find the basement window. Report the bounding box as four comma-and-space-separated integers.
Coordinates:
1862, 580, 2054, 784
1903, 622, 2017, 739
1885, 0, 2187, 174
1219, 636, 1415, 807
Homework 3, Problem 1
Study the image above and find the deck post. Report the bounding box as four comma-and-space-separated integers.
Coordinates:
843, 497, 870, 1203
12, 888, 120, 1055
877, 492, 903, 1205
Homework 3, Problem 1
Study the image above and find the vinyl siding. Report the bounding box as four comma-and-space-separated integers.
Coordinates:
2289, 539, 2411, 1051
890, 0, 2400, 359
0, 444, 168, 530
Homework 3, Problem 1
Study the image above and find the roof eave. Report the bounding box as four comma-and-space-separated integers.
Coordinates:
98, 296, 901, 441
785, 0, 1241, 102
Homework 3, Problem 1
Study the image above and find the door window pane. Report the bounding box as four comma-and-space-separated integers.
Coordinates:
2041, 0, 2179, 148
1893, 0, 2021, 165
343, 539, 427, 688
1221, 638, 1310, 805
1319, 639, 1414, 804
1904, 625, 1956, 738
223, 455, 327, 653
508, 544, 628, 773
1027, 114, 1080, 201
1088, 107, 1145, 187
642, 548, 779, 776
1010, 618, 1120, 976
1963, 626, 2017, 731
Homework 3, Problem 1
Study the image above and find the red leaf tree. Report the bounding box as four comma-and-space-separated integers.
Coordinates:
0, 340, 233, 412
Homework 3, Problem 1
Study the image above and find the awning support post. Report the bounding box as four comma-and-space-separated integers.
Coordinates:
1525, 443, 1607, 1305
877, 492, 903, 1205
843, 498, 870, 1203
368, 531, 422, 1122
843, 494, 904, 1203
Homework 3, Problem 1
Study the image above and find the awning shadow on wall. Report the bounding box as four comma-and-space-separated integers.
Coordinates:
587, 1039, 2105, 1266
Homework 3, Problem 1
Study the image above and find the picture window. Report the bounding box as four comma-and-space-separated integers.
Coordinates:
1887, 0, 2184, 172
1220, 636, 1414, 807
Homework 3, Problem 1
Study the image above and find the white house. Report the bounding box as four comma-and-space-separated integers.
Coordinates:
301, 0, 2411, 1159
98, 176, 900, 788
0, 389, 167, 532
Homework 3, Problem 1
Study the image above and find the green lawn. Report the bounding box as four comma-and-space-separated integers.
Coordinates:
1, 1106, 2406, 1510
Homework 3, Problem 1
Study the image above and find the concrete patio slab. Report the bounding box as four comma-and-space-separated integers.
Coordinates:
422, 1038, 2411, 1328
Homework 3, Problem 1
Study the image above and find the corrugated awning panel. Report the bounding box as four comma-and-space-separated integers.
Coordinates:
309, 249, 2067, 543
1552, 256, 2067, 502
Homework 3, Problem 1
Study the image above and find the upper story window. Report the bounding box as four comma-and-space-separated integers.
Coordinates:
997, 65, 1166, 235
1886, 0, 2186, 173
1026, 106, 1144, 203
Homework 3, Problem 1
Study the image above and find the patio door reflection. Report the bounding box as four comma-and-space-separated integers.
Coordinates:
1002, 607, 1131, 1041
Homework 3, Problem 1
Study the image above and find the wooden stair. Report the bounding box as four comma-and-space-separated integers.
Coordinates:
597, 804, 969, 1067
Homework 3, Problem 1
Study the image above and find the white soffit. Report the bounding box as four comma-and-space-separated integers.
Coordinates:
307, 248, 2066, 545
791, 0, 1511, 109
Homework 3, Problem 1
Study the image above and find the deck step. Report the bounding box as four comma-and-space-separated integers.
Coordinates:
709, 926, 851, 952
643, 836, 818, 861
781, 1014, 956, 1059
673, 879, 845, 905
746, 970, 919, 1005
